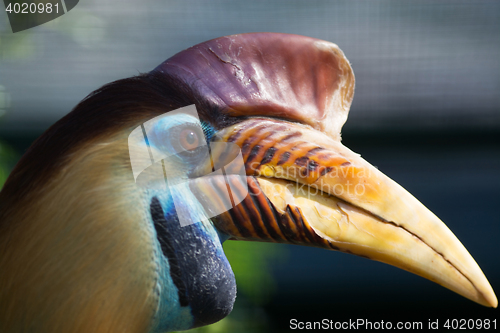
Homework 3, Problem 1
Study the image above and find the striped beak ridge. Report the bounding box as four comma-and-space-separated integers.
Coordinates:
209, 118, 497, 308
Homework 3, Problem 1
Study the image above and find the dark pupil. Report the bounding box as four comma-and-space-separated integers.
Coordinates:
186, 131, 196, 145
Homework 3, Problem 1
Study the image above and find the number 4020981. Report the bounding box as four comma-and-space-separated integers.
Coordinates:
5, 2, 59, 14
443, 319, 496, 330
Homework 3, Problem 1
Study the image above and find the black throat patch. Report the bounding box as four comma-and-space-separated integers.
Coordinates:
149, 196, 236, 328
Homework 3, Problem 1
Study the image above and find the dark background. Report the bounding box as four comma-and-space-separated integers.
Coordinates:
1, 1, 499, 332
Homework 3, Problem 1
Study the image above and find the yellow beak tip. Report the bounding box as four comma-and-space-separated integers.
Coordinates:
486, 294, 498, 308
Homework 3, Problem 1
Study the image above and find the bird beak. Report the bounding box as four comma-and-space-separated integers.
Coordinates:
154, 32, 496, 308
198, 117, 497, 308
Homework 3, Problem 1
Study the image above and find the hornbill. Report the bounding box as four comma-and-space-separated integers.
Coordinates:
0, 33, 496, 333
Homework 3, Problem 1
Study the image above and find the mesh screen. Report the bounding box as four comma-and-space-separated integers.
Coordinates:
0, 0, 498, 132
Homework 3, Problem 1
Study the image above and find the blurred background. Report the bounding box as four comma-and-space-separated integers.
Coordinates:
1, 1, 499, 331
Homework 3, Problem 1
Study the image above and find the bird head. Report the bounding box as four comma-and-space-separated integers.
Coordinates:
0, 33, 496, 333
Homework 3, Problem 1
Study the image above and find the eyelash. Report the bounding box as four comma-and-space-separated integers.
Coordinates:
201, 121, 215, 142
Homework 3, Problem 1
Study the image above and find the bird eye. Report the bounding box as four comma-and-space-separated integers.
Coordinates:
148, 115, 208, 159
166, 124, 205, 155
178, 128, 200, 151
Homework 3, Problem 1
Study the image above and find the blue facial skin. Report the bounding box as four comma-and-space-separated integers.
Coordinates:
144, 114, 236, 332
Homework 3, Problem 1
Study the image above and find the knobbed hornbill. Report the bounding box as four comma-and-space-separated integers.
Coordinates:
0, 33, 496, 333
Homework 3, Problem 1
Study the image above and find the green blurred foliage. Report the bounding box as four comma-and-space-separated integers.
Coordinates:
184, 241, 285, 333
0, 17, 35, 60
223, 241, 283, 305
1, 103, 17, 188
0, 140, 17, 189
